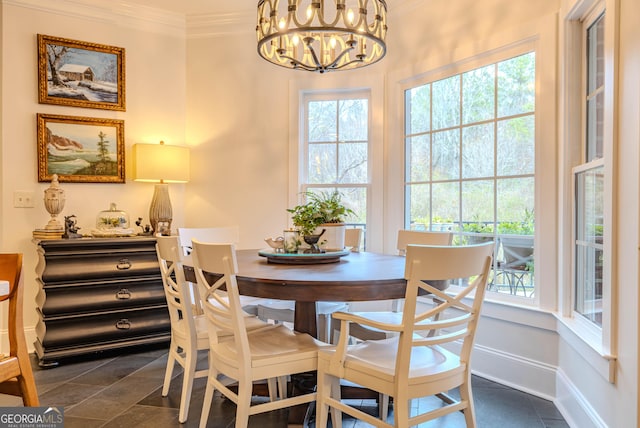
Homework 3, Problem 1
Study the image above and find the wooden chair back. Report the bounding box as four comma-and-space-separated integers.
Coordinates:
177, 226, 239, 255
156, 237, 197, 344
400, 242, 494, 371
397, 230, 453, 255
344, 228, 364, 252
0, 254, 39, 405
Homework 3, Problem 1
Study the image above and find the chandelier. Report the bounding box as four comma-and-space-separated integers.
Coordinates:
256, 0, 388, 73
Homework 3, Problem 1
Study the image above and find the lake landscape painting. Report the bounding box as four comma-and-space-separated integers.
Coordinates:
37, 113, 125, 183
38, 34, 125, 111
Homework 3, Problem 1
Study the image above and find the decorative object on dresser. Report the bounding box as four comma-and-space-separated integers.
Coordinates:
132, 141, 190, 236
34, 237, 170, 367
62, 215, 82, 239
33, 174, 65, 240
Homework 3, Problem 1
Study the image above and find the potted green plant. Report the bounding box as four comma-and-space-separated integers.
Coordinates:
287, 191, 354, 251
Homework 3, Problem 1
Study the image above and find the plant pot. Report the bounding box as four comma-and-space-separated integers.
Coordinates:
315, 223, 346, 252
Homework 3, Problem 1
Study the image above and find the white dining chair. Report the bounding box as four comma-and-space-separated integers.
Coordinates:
316, 242, 494, 428
329, 229, 453, 419
156, 236, 271, 423
332, 229, 453, 343
177, 226, 266, 316
191, 240, 331, 428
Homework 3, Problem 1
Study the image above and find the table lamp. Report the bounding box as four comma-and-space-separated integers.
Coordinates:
133, 141, 190, 235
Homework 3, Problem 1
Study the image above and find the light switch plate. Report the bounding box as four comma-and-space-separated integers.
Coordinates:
14, 191, 35, 208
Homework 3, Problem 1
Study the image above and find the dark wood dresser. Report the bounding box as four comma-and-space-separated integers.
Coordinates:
34, 237, 170, 367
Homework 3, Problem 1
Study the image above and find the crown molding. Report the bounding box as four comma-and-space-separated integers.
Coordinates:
3, 0, 186, 36
3, 0, 420, 39
186, 11, 255, 39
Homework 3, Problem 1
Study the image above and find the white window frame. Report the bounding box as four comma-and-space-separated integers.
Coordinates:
559, 0, 618, 382
388, 15, 558, 311
288, 75, 385, 252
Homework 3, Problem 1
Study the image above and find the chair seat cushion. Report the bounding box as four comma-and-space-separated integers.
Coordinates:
319, 337, 463, 384
213, 324, 328, 368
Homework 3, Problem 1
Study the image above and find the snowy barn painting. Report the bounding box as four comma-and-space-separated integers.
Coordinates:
38, 34, 125, 111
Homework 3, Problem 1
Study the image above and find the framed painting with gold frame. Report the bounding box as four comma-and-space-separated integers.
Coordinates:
37, 34, 126, 111
37, 113, 125, 183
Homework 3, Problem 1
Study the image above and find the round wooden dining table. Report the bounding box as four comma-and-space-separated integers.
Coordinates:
232, 249, 407, 337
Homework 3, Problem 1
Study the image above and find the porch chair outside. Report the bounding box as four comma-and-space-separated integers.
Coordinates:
190, 240, 330, 428
316, 242, 494, 428
0, 253, 39, 406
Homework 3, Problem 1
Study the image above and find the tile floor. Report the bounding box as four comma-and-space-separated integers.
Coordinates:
0, 346, 570, 427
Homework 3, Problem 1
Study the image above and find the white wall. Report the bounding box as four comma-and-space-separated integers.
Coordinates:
0, 0, 187, 344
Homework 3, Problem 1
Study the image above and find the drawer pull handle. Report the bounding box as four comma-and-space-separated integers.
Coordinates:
116, 319, 131, 330
116, 289, 131, 300
116, 258, 132, 270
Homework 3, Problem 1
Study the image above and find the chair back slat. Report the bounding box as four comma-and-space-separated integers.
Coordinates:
156, 236, 197, 341
190, 240, 249, 352
396, 242, 494, 375
177, 226, 239, 255
397, 230, 452, 256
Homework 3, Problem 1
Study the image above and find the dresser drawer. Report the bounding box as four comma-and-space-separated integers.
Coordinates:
41, 252, 160, 283
38, 277, 166, 316
37, 306, 171, 349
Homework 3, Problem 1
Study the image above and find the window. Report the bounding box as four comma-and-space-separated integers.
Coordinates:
302, 92, 369, 233
403, 52, 536, 298
573, 10, 605, 327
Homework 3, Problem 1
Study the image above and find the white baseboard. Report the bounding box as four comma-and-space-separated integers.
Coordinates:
555, 368, 608, 428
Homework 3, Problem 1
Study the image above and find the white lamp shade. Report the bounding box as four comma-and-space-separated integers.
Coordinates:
133, 142, 190, 183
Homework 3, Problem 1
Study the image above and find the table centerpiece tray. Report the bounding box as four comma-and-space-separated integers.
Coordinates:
258, 248, 350, 264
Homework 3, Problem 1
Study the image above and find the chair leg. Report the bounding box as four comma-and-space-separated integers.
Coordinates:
379, 393, 389, 421
460, 376, 477, 427
277, 376, 287, 399
17, 360, 39, 406
162, 347, 178, 396
178, 349, 197, 423
316, 369, 330, 428
199, 374, 216, 428
394, 392, 410, 428
317, 314, 328, 342
235, 378, 252, 428
330, 376, 342, 428
267, 377, 278, 401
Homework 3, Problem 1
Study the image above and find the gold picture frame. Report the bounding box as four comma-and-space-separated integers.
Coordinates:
37, 113, 125, 183
38, 34, 126, 111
